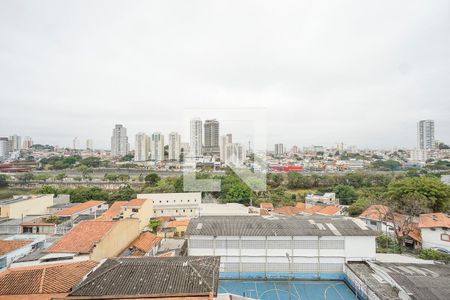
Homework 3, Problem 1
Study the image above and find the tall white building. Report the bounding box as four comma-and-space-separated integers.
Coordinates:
9, 135, 21, 151
72, 137, 80, 150
86, 139, 93, 151
225, 143, 244, 167
111, 124, 129, 157
203, 119, 220, 158
134, 133, 150, 161
190, 118, 203, 158
418, 120, 435, 150
22, 136, 33, 149
274, 143, 284, 157
0, 137, 9, 160
168, 132, 181, 161
220, 134, 233, 162
150, 132, 164, 162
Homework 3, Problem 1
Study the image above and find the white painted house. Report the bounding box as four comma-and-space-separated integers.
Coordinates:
137, 192, 201, 217
186, 215, 377, 278
419, 213, 450, 252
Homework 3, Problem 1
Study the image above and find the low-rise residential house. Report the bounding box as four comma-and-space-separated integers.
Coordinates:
47, 219, 140, 262
0, 195, 54, 218
359, 205, 422, 250
47, 203, 77, 214
166, 219, 190, 237
21, 218, 57, 235
54, 200, 107, 221
137, 192, 201, 217
0, 235, 46, 270
97, 201, 128, 220
121, 198, 153, 230
0, 261, 97, 299
305, 192, 339, 206
419, 213, 450, 252
120, 232, 162, 257
61, 257, 220, 300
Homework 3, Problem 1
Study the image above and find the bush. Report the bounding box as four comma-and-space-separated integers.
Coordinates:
376, 234, 401, 253
419, 249, 450, 262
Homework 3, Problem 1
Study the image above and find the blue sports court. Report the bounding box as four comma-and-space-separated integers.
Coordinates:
219, 280, 358, 300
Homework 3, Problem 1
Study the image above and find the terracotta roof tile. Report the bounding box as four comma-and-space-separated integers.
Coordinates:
303, 205, 324, 214
48, 220, 116, 253
260, 208, 270, 216
98, 201, 128, 220
167, 219, 190, 228
295, 202, 306, 210
419, 213, 450, 228
0, 261, 97, 296
359, 205, 390, 220
55, 200, 105, 217
125, 198, 146, 207
316, 206, 341, 215
0, 240, 32, 256
128, 232, 161, 254
273, 206, 303, 216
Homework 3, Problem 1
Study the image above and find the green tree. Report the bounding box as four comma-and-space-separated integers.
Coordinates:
55, 173, 67, 181
18, 172, 34, 182
144, 173, 161, 186
348, 197, 370, 216
0, 174, 9, 187
267, 173, 284, 188
119, 154, 134, 162
225, 182, 255, 205
104, 173, 119, 182
149, 219, 161, 233
387, 176, 450, 212
334, 185, 357, 205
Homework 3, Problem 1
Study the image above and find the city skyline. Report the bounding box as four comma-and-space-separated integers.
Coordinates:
1, 1, 449, 149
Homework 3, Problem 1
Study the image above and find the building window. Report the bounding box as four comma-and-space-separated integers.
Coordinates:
132, 208, 139, 213
176, 210, 178, 213
441, 233, 450, 242
190, 209, 193, 212
370, 220, 377, 226
183, 209, 185, 212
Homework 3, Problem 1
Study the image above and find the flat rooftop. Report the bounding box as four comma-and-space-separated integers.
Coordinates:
187, 215, 378, 237
0, 195, 48, 206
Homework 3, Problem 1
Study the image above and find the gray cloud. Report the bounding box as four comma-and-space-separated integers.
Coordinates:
0, 0, 449, 149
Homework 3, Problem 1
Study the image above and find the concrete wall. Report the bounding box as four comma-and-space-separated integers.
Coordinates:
422, 228, 450, 251
122, 200, 153, 230
0, 195, 53, 218
90, 218, 140, 261
138, 192, 201, 217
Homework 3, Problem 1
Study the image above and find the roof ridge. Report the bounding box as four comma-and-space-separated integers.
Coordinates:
38, 266, 46, 293
70, 259, 122, 293
185, 257, 216, 293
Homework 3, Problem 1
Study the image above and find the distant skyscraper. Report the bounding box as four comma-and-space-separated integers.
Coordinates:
190, 118, 203, 158
417, 120, 435, 150
9, 135, 21, 151
274, 143, 284, 157
0, 137, 9, 160
203, 119, 220, 157
111, 124, 130, 157
134, 133, 150, 161
72, 137, 80, 150
22, 136, 33, 149
86, 139, 94, 151
168, 132, 181, 161
220, 134, 233, 162
225, 143, 244, 167
150, 132, 164, 162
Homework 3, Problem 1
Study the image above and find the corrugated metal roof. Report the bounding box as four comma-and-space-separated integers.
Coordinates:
69, 257, 220, 297
186, 215, 378, 237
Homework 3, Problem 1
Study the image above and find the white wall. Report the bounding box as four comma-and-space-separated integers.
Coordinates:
138, 193, 201, 217
421, 228, 450, 251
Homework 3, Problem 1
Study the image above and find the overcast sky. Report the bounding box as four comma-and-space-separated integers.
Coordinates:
1, 0, 449, 150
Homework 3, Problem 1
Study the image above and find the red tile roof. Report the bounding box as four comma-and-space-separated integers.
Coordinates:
303, 205, 324, 214
316, 206, 341, 215
167, 219, 190, 228
128, 232, 161, 255
260, 203, 274, 210
0, 240, 32, 256
98, 201, 128, 220
55, 200, 105, 217
273, 206, 303, 216
260, 209, 270, 216
359, 205, 390, 220
295, 202, 306, 210
48, 220, 116, 253
0, 261, 97, 296
125, 198, 146, 207
419, 213, 450, 228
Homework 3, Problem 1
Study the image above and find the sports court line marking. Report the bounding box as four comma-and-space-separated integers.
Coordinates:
292, 282, 303, 300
